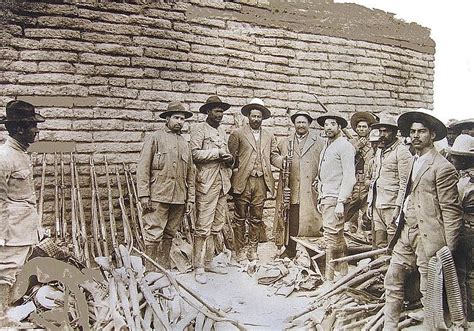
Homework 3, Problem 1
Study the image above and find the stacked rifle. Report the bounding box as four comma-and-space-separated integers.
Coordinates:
36, 152, 146, 267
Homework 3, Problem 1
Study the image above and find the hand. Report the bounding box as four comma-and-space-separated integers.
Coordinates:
312, 179, 318, 191
140, 197, 154, 213
334, 202, 344, 219
221, 153, 233, 163
186, 201, 194, 214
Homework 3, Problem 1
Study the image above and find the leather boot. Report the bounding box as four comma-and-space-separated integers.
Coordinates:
232, 222, 247, 262
247, 221, 260, 261
325, 248, 335, 281
375, 230, 388, 248
157, 239, 172, 270
338, 243, 348, 277
383, 297, 403, 330
205, 235, 227, 275
145, 243, 159, 271
194, 236, 207, 284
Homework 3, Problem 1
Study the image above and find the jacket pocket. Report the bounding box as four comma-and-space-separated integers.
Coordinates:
152, 152, 166, 170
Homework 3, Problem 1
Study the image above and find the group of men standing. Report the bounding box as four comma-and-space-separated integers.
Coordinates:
1, 97, 473, 328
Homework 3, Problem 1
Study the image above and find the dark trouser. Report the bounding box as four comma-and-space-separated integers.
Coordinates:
283, 204, 300, 258
232, 176, 266, 253
346, 180, 369, 232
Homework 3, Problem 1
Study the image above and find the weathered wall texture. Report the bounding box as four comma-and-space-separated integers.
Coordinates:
0, 0, 435, 228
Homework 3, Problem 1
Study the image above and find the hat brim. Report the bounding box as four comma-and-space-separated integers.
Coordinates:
451, 118, 474, 131
371, 122, 398, 130
316, 115, 348, 129
398, 111, 447, 141
241, 104, 271, 120
159, 110, 193, 119
199, 102, 230, 114
450, 150, 474, 157
291, 113, 313, 124
0, 113, 46, 124
350, 112, 377, 129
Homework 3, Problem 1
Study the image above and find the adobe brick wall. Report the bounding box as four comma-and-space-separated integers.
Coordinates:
0, 0, 435, 229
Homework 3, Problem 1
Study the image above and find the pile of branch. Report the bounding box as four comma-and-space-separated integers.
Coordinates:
286, 253, 421, 330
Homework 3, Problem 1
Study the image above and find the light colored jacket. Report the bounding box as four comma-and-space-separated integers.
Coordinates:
228, 125, 283, 196
0, 137, 40, 246
318, 136, 356, 203
273, 131, 324, 245
137, 127, 195, 204
390, 148, 463, 258
190, 122, 232, 195
368, 139, 412, 209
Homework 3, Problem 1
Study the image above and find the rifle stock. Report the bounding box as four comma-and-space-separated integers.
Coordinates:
54, 153, 60, 239
91, 158, 110, 257
105, 156, 121, 264
60, 153, 67, 238
73, 156, 90, 267
70, 153, 81, 259
90, 156, 103, 257
280, 139, 293, 246
123, 163, 145, 251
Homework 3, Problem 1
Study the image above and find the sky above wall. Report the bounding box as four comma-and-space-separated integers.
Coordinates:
337, 0, 473, 123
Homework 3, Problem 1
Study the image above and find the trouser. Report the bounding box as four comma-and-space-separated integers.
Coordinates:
195, 177, 227, 238
142, 202, 185, 244
0, 245, 32, 286
384, 224, 428, 330
346, 180, 369, 232
284, 204, 300, 258
454, 230, 474, 320
232, 176, 267, 253
373, 207, 398, 247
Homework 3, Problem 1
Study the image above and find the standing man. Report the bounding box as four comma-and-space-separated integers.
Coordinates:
228, 98, 283, 262
383, 110, 463, 329
273, 110, 324, 258
367, 115, 412, 248
316, 112, 356, 281
137, 102, 195, 270
346, 112, 377, 233
190, 96, 233, 284
0, 100, 44, 326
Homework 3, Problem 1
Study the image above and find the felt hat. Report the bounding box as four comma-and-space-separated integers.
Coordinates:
316, 111, 348, 129
371, 114, 398, 130
0, 100, 45, 124
241, 98, 271, 120
397, 109, 447, 141
199, 95, 230, 114
450, 134, 474, 156
350, 111, 377, 130
159, 101, 193, 119
290, 110, 313, 124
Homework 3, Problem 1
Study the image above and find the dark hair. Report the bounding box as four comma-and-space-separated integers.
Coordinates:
5, 122, 31, 135
412, 118, 436, 133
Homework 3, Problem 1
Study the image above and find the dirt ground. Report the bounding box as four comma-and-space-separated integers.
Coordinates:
176, 242, 313, 330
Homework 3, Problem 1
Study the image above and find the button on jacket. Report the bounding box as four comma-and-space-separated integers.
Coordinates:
190, 122, 232, 195
137, 127, 195, 205
369, 138, 412, 209
0, 137, 40, 246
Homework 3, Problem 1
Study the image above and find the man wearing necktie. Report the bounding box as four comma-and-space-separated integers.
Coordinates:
383, 110, 463, 330
228, 98, 283, 262
273, 110, 324, 258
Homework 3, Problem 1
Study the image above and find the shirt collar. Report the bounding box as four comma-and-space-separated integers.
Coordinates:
7, 136, 28, 153
296, 132, 308, 140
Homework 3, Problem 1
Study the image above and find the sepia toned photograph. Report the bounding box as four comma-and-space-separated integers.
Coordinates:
0, 0, 473, 329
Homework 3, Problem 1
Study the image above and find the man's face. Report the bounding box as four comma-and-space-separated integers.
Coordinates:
324, 118, 340, 138
166, 113, 186, 133
356, 121, 369, 138
378, 126, 397, 147
410, 122, 435, 153
18, 122, 39, 145
248, 109, 263, 130
294, 115, 310, 136
446, 128, 458, 146
207, 107, 224, 127
461, 123, 474, 137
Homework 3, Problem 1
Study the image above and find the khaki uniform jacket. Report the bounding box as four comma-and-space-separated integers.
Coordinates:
389, 148, 463, 258
0, 137, 40, 246
190, 122, 232, 195
137, 127, 195, 204
273, 132, 324, 246
228, 125, 283, 196
368, 139, 412, 209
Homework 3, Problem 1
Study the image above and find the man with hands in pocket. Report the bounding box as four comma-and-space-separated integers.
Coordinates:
137, 101, 195, 270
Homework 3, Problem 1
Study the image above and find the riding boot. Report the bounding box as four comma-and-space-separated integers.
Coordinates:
0, 284, 12, 327
232, 221, 247, 262
194, 236, 207, 284
247, 221, 260, 261
375, 230, 388, 248
325, 248, 335, 281
145, 243, 159, 271
384, 296, 403, 330
338, 243, 348, 277
205, 235, 227, 275
158, 239, 172, 270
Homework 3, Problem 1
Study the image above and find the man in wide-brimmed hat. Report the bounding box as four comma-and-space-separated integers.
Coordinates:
0, 100, 45, 326
228, 98, 283, 262
383, 110, 463, 329
137, 101, 195, 271
451, 118, 474, 138
189, 96, 233, 283
367, 114, 412, 249
315, 111, 356, 281
450, 134, 474, 320
346, 112, 377, 234
273, 110, 324, 259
